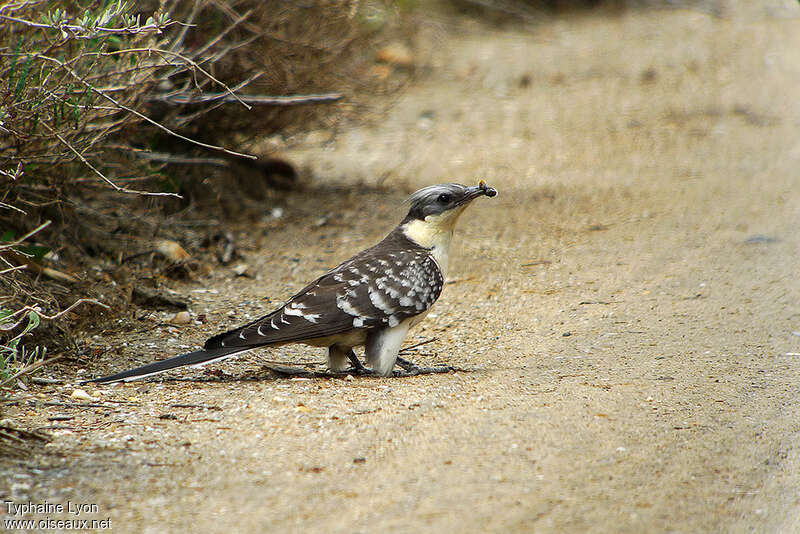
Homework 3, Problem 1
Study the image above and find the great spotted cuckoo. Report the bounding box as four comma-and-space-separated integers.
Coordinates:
87, 182, 497, 383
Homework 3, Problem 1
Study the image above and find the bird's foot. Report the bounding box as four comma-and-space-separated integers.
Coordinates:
345, 350, 373, 375
343, 365, 375, 376
394, 356, 453, 376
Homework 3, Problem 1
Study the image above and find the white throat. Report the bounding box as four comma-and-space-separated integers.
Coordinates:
400, 206, 467, 279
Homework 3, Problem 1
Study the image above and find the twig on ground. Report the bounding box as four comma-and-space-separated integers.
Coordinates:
38, 402, 114, 408
399, 337, 438, 354
0, 425, 50, 443
152, 92, 344, 106
171, 403, 222, 410
0, 265, 28, 276
133, 151, 229, 167
0, 298, 109, 332
31, 377, 62, 385
0, 220, 51, 251
445, 276, 475, 285
0, 354, 65, 388
0, 202, 27, 215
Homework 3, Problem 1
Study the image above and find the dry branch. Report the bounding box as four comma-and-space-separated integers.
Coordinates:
0, 353, 66, 388
152, 92, 344, 106
40, 121, 183, 197
37, 54, 256, 160
0, 13, 180, 38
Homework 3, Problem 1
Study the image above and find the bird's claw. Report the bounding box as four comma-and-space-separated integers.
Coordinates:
394, 356, 453, 376
338, 353, 452, 377
345, 365, 375, 376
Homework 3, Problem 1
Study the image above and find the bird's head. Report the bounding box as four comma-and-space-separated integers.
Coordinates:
404, 181, 498, 224
400, 181, 497, 249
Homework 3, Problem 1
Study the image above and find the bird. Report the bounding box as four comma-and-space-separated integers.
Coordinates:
86, 181, 497, 384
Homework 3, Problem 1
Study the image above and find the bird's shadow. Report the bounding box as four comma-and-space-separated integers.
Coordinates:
151, 363, 475, 384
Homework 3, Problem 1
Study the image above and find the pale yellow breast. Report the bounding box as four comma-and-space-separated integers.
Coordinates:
400, 206, 468, 279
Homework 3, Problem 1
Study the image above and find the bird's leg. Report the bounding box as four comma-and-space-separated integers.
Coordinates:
394, 355, 453, 376
345, 349, 374, 375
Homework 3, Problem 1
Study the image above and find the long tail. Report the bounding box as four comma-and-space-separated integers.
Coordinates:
83, 346, 251, 384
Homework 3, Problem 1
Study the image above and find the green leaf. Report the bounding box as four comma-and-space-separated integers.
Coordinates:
13, 54, 33, 99
17, 245, 50, 261
23, 311, 40, 333
8, 39, 23, 90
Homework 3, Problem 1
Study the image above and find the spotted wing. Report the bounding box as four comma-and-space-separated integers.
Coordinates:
204, 248, 444, 350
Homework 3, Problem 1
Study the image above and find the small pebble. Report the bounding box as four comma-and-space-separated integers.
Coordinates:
170, 311, 191, 325
376, 42, 414, 66
155, 239, 190, 262
70, 389, 96, 401
232, 263, 250, 277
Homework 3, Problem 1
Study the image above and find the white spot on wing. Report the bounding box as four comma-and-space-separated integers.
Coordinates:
369, 287, 396, 314
336, 294, 362, 317
353, 317, 364, 328
384, 285, 402, 299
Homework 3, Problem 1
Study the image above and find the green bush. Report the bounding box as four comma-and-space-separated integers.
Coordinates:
0, 308, 43, 385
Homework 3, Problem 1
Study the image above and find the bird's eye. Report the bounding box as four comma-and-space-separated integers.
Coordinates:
437, 193, 451, 203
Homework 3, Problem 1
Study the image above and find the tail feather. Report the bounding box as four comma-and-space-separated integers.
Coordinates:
83, 346, 250, 384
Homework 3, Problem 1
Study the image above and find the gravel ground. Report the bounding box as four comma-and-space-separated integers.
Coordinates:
2, 2, 800, 532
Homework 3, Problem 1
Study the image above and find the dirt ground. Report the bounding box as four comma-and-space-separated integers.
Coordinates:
3, 2, 800, 532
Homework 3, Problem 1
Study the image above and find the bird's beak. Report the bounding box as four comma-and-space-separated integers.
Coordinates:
464, 181, 498, 202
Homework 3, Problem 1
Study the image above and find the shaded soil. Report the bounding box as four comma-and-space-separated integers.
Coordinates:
3, 2, 800, 532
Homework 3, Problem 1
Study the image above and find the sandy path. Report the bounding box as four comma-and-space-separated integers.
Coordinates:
3, 3, 800, 533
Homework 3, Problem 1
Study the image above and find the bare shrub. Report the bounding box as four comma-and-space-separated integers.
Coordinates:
0, 1, 399, 383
